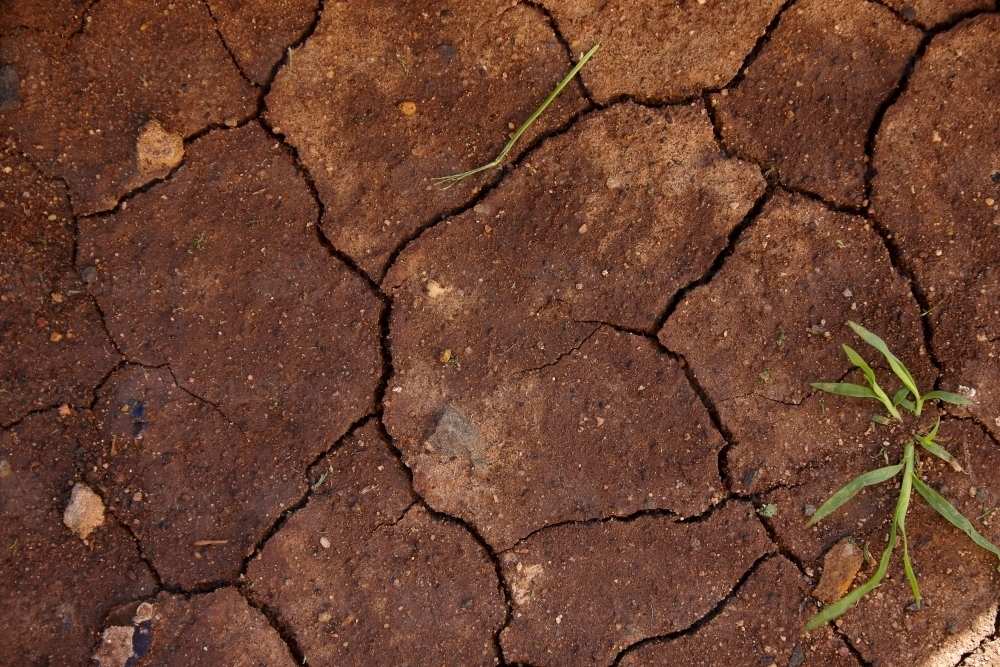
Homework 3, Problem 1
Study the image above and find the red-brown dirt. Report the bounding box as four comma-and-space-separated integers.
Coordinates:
1, 1, 999, 666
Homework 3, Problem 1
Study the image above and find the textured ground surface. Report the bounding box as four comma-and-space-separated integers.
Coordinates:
1, 1, 999, 666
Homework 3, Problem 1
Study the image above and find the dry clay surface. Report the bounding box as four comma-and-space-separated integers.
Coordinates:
2, 1, 1000, 666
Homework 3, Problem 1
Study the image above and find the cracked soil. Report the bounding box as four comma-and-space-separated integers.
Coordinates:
1, 0, 1000, 666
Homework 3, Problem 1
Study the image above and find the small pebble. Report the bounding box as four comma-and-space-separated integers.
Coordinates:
986, 198, 995, 206
81, 266, 97, 283
399, 101, 417, 116
320, 536, 331, 549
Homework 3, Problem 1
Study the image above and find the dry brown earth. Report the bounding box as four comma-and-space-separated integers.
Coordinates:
1, 1, 999, 665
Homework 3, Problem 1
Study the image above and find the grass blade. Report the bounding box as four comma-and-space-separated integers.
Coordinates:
848, 321, 921, 415
922, 390, 973, 407
914, 418, 961, 470
899, 524, 921, 607
805, 519, 897, 631
842, 343, 901, 419
896, 444, 920, 606
913, 475, 1000, 570
433, 44, 600, 189
891, 387, 911, 407
916, 435, 962, 471
807, 464, 903, 526
811, 382, 879, 400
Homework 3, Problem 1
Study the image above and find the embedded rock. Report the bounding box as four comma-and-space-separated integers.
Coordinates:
63, 483, 105, 540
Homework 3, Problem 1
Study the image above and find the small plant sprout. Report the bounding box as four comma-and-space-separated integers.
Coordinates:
193, 232, 205, 252
432, 44, 599, 190
803, 321, 993, 631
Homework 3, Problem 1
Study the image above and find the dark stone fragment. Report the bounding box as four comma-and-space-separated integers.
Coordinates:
0, 66, 19, 110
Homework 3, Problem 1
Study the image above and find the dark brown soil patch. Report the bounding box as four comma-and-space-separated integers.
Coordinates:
1, 412, 156, 666
539, 0, 784, 104
881, 0, 993, 28
0, 143, 118, 426
621, 556, 858, 667
871, 14, 1000, 442
264, 0, 589, 280
0, 0, 255, 215
714, 0, 921, 207
248, 421, 505, 666
77, 122, 382, 462
206, 0, 317, 86
83, 365, 303, 589
499, 501, 773, 667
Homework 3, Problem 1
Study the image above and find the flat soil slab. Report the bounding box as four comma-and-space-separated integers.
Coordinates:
0, 412, 157, 667
621, 556, 859, 667
539, 0, 784, 104
659, 189, 932, 494
248, 421, 505, 666
763, 418, 1000, 666
83, 365, 303, 589
93, 589, 296, 666
264, 0, 589, 280
385, 103, 763, 549
714, 0, 921, 207
871, 14, 1000, 441
206, 0, 317, 86
881, 0, 993, 28
0, 0, 86, 37
0, 143, 118, 426
499, 501, 773, 667
77, 122, 382, 463
0, 0, 256, 215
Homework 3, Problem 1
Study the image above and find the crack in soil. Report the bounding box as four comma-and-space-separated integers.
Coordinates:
610, 551, 781, 666
861, 6, 999, 377
655, 183, 774, 332
164, 366, 250, 441
376, 99, 597, 286
510, 323, 600, 376
521, 0, 597, 106
197, 0, 260, 91
410, 499, 516, 667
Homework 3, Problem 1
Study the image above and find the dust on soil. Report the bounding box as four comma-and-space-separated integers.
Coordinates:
2, 0, 999, 665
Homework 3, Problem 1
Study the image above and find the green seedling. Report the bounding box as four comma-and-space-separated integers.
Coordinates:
311, 469, 329, 491
433, 44, 599, 190
804, 321, 987, 631
193, 233, 205, 252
